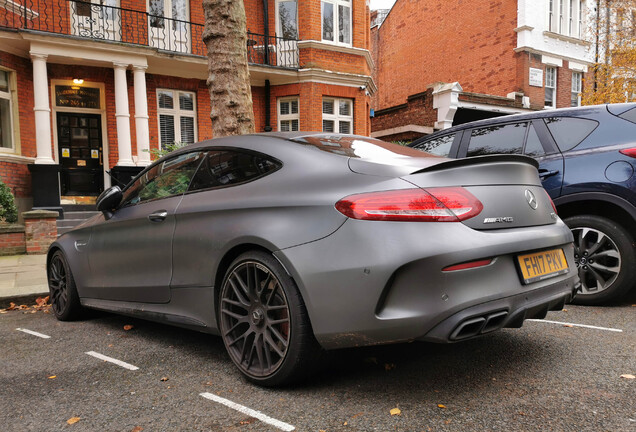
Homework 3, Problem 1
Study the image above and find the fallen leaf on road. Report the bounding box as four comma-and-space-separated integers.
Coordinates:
48, 375, 56, 379
123, 325, 134, 331
620, 374, 635, 379
343, 421, 348, 425
160, 377, 169, 382
6, 302, 16, 311
66, 417, 80, 425
131, 427, 143, 432
562, 309, 568, 312
390, 408, 401, 416
35, 296, 49, 307
437, 404, 446, 409
563, 324, 573, 328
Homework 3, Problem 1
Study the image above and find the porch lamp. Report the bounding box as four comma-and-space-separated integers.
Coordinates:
73, 79, 84, 84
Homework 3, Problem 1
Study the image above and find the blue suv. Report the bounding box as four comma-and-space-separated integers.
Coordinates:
410, 103, 636, 305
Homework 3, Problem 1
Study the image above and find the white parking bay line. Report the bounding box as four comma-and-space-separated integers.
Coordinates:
200, 392, 295, 431
16, 328, 51, 339
528, 319, 623, 333
85, 351, 139, 371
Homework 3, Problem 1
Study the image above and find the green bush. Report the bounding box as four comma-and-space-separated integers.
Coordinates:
146, 142, 189, 160
0, 179, 18, 224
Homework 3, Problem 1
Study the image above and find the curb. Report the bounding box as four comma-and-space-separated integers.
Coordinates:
0, 292, 48, 309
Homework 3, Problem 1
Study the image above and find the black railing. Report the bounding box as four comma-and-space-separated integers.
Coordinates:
0, 0, 298, 68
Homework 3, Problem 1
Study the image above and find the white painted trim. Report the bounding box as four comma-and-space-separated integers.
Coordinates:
0, 154, 35, 164
297, 40, 374, 70
371, 125, 434, 138
568, 61, 588, 72
432, 82, 462, 130
542, 30, 591, 46
541, 55, 563, 67
457, 101, 534, 114
297, 68, 376, 94
514, 46, 592, 67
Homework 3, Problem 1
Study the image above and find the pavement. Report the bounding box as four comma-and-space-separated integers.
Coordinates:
0, 254, 48, 306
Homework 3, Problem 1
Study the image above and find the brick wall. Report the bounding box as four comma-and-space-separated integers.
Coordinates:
372, 89, 436, 141
24, 212, 57, 255
372, 0, 519, 111
0, 227, 26, 256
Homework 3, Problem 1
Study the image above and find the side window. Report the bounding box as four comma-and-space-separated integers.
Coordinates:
523, 123, 545, 157
411, 133, 455, 157
121, 151, 205, 207
467, 123, 527, 156
544, 117, 599, 151
189, 150, 281, 191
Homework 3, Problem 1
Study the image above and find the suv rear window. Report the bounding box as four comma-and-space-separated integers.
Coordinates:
467, 123, 526, 156
544, 117, 598, 151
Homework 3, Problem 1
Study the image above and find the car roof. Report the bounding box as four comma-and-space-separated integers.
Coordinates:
415, 103, 636, 142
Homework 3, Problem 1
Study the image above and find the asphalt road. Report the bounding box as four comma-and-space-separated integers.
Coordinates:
1, 302, 634, 432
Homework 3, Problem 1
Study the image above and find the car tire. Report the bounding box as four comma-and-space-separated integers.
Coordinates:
218, 251, 323, 386
564, 215, 636, 305
47, 250, 83, 321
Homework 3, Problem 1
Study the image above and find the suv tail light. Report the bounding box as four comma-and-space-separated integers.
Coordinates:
335, 187, 483, 222
619, 148, 636, 159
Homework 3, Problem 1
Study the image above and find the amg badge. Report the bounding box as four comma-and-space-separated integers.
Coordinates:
483, 217, 514, 224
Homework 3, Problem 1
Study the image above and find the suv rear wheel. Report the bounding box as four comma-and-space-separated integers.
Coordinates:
564, 215, 636, 305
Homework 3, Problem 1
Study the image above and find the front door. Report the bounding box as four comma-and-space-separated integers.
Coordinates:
57, 112, 104, 196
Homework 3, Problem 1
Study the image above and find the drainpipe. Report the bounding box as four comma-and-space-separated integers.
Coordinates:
264, 80, 272, 132
263, 0, 270, 65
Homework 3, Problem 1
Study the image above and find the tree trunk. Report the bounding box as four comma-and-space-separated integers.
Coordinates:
202, 0, 255, 137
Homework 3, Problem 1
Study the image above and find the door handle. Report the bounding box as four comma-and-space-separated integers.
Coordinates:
148, 210, 168, 222
539, 169, 559, 180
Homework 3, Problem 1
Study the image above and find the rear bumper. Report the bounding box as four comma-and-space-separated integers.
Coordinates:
275, 218, 578, 350
420, 279, 577, 343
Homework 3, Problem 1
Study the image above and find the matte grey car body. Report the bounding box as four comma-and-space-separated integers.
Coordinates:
47, 133, 579, 386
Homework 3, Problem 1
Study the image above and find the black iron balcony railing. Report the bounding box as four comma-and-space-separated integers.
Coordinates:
0, 0, 299, 68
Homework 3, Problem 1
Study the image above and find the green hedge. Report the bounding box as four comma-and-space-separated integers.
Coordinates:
0, 179, 18, 224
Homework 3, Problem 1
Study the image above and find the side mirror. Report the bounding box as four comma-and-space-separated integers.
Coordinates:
96, 186, 122, 215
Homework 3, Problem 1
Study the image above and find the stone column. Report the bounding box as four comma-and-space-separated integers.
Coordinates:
30, 53, 55, 164
113, 62, 134, 166
133, 65, 151, 166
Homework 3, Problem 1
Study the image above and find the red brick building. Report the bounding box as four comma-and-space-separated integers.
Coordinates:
0, 0, 374, 215
370, 0, 594, 142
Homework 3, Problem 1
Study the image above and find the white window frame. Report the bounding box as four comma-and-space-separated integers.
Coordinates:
321, 0, 352, 46
322, 97, 353, 134
571, 72, 582, 107
545, 67, 557, 108
278, 97, 299, 132
0, 68, 18, 153
156, 89, 197, 148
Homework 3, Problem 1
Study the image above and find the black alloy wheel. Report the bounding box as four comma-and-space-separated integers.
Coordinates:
219, 251, 321, 386
565, 215, 636, 305
48, 250, 82, 321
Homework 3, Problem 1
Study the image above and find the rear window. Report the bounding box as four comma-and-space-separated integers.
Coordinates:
544, 117, 598, 151
411, 133, 455, 157
467, 123, 527, 156
290, 134, 441, 163
619, 107, 636, 124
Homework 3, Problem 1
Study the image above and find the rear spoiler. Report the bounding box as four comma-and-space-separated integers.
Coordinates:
411, 154, 539, 174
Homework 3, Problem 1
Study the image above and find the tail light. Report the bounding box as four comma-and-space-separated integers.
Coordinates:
619, 148, 636, 158
546, 192, 557, 214
335, 187, 483, 222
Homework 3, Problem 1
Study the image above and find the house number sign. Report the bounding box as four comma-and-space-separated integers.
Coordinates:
55, 86, 100, 109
